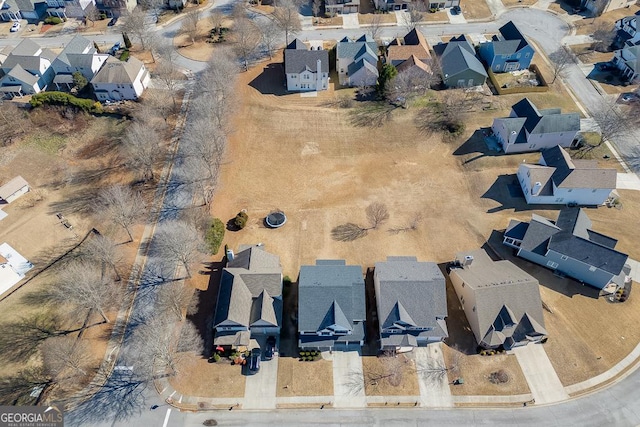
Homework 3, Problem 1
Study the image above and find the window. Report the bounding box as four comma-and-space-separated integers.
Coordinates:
460, 296, 465, 304
589, 266, 597, 272
516, 53, 521, 59
547, 260, 559, 269
525, 53, 530, 58
561, 255, 568, 260
472, 306, 476, 312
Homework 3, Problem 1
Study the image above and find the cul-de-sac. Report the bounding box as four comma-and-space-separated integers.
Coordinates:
1, 0, 640, 425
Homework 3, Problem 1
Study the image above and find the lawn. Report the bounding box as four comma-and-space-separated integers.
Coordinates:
358, 13, 396, 25
362, 354, 420, 396
573, 4, 640, 36
569, 43, 614, 64
460, 0, 492, 19
502, 0, 536, 6
277, 357, 334, 397
170, 355, 247, 398
314, 16, 344, 26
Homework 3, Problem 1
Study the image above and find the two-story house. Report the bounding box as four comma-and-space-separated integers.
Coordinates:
94, 0, 134, 17
386, 29, 433, 76
449, 249, 547, 350
336, 34, 379, 87
212, 245, 283, 350
374, 257, 448, 353
325, 0, 359, 14
283, 39, 329, 92
90, 56, 150, 101
45, 0, 97, 19
503, 208, 632, 291
51, 35, 109, 90
491, 97, 580, 154
433, 35, 487, 88
614, 16, 639, 48
0, 39, 55, 97
478, 21, 534, 73
298, 260, 366, 351
517, 145, 617, 206
0, 0, 47, 21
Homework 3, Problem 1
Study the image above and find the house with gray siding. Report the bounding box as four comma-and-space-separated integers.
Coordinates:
374, 257, 448, 352
517, 145, 617, 206
503, 208, 632, 291
336, 34, 379, 87
433, 35, 487, 88
492, 98, 580, 154
0, 39, 55, 97
213, 245, 283, 350
298, 260, 366, 351
449, 249, 547, 349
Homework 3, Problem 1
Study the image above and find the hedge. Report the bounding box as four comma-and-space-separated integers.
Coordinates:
205, 217, 225, 254
30, 92, 103, 113
44, 16, 62, 25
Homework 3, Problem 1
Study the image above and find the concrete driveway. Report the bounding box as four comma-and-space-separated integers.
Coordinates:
447, 9, 467, 24
414, 344, 454, 407
617, 173, 640, 191
512, 344, 568, 404
243, 356, 279, 409
332, 350, 366, 407
342, 13, 360, 29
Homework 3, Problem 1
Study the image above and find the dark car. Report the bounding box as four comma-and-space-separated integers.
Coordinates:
265, 336, 276, 360
108, 17, 117, 26
451, 5, 461, 14
245, 348, 260, 375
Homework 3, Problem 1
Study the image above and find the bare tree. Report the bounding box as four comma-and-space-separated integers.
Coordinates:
84, 234, 124, 281
0, 311, 64, 363
0, 101, 28, 146
271, 0, 301, 45
180, 10, 201, 46
121, 8, 154, 50
139, 0, 165, 22
385, 65, 440, 108
153, 220, 205, 278
41, 336, 94, 390
84, 7, 101, 26
548, 46, 577, 84
52, 261, 122, 324
415, 89, 480, 139
402, 2, 425, 32
366, 202, 389, 229
368, 13, 383, 41
416, 350, 460, 383
123, 121, 163, 182
181, 155, 219, 206
209, 11, 226, 35
312, 0, 322, 18
232, 13, 261, 71
95, 185, 147, 243
388, 213, 422, 234
154, 57, 181, 110
144, 88, 177, 122
590, 22, 615, 53
259, 18, 280, 59
156, 282, 194, 320
182, 120, 227, 175
588, 98, 632, 147
345, 351, 412, 395
331, 223, 368, 241
0, 367, 50, 406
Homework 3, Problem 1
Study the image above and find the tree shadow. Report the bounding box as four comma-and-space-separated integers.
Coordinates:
248, 63, 288, 96
48, 187, 102, 215
453, 129, 502, 164
331, 223, 368, 241
188, 259, 225, 358
482, 174, 564, 214
349, 103, 395, 127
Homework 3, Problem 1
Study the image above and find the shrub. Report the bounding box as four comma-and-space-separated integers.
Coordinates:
205, 217, 225, 254
99, 13, 107, 20
234, 211, 248, 229
122, 32, 132, 49
212, 353, 221, 362
480, 350, 487, 356
283, 275, 292, 286
72, 71, 88, 91
44, 16, 63, 25
30, 92, 103, 113
119, 49, 130, 62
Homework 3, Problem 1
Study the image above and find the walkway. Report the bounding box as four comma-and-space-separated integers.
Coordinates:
447, 9, 467, 25
513, 344, 568, 404
342, 13, 360, 29
414, 344, 454, 407
332, 350, 367, 407
243, 356, 279, 409
617, 173, 640, 191
485, 0, 507, 17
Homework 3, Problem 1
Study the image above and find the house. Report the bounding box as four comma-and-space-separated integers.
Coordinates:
517, 146, 617, 206
336, 35, 379, 87
90, 56, 150, 101
0, 0, 47, 21
491, 97, 580, 154
386, 28, 433, 76
478, 21, 534, 73
51, 35, 109, 90
374, 257, 448, 352
298, 260, 366, 351
0, 39, 55, 97
0, 176, 29, 204
582, 0, 635, 16
613, 44, 640, 82
448, 249, 547, 349
374, 0, 459, 11
283, 39, 329, 92
433, 35, 487, 88
0, 242, 34, 296
94, 0, 134, 17
212, 245, 283, 350
46, 0, 96, 19
613, 16, 639, 48
503, 208, 632, 291
325, 0, 359, 14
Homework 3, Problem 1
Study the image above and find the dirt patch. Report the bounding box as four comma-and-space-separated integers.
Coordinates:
169, 355, 246, 397
358, 13, 396, 24
277, 357, 334, 397
314, 16, 343, 26
460, 0, 492, 19
420, 10, 448, 22
174, 16, 233, 62
362, 354, 419, 396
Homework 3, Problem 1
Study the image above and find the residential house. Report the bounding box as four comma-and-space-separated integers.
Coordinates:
0, 39, 55, 97
298, 260, 366, 351
433, 35, 487, 88
336, 34, 379, 87
94, 0, 134, 17
448, 249, 547, 349
0, 0, 47, 21
283, 39, 329, 92
517, 145, 617, 206
325, 0, 359, 14
0, 176, 29, 204
613, 15, 639, 48
582, 0, 635, 16
374, 257, 448, 352
503, 208, 632, 291
478, 21, 534, 73
374, 0, 459, 11
386, 28, 433, 76
491, 97, 580, 154
45, 0, 97, 20
0, 242, 34, 296
51, 35, 109, 90
90, 56, 150, 101
613, 43, 640, 82
212, 245, 283, 350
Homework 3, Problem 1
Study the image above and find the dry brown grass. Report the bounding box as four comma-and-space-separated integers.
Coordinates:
362, 355, 420, 396
314, 16, 344, 26
169, 355, 246, 397
574, 4, 640, 35
460, 0, 492, 19
358, 13, 396, 24
174, 16, 233, 62
277, 357, 334, 397
420, 10, 448, 22
444, 346, 531, 395
502, 0, 536, 6
569, 43, 614, 64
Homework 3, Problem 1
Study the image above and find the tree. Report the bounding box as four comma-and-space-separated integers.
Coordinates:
181, 155, 219, 206
589, 98, 632, 147
366, 202, 389, 229
0, 311, 64, 363
388, 213, 422, 234
182, 120, 227, 177
368, 13, 383, 40
415, 89, 480, 140
271, 0, 301, 45
0, 101, 28, 146
85, 7, 102, 26
93, 41, 101, 53
402, 1, 425, 32
140, 0, 165, 22
72, 71, 88, 91
0, 367, 50, 405
84, 233, 123, 281
385, 65, 440, 108
205, 217, 225, 254
122, 32, 133, 49
209, 11, 225, 35
180, 10, 201, 45
232, 13, 261, 71
156, 282, 194, 320
312, 0, 322, 18
591, 22, 615, 53
95, 185, 146, 243
154, 48, 181, 110
41, 337, 94, 390
377, 63, 398, 95
548, 46, 577, 84
121, 9, 154, 50
153, 220, 205, 278
123, 121, 163, 182
416, 349, 460, 383
259, 18, 279, 59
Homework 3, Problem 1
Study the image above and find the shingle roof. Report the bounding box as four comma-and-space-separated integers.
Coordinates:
434, 36, 487, 80
286, 38, 307, 50
284, 47, 329, 74
90, 57, 145, 84
10, 39, 41, 57
0, 176, 28, 200
4, 65, 38, 86
347, 57, 379, 78
501, 98, 580, 142
336, 35, 378, 60
521, 164, 555, 196
387, 29, 431, 65
492, 21, 530, 54
540, 146, 617, 189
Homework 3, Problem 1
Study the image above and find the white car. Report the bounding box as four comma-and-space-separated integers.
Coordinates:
10, 22, 20, 32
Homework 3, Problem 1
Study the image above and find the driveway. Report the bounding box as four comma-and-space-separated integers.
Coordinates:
342, 13, 360, 29
332, 350, 366, 407
414, 344, 454, 407
447, 9, 467, 25
617, 173, 640, 191
512, 344, 568, 404
243, 356, 279, 409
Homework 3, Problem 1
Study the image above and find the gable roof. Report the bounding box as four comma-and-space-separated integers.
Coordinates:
286, 38, 307, 50
4, 64, 38, 86
539, 145, 617, 190
347, 57, 379, 78
498, 98, 580, 143
387, 29, 431, 64
336, 35, 378, 61
0, 176, 29, 200
10, 39, 41, 57
491, 21, 530, 54
284, 45, 329, 74
54, 35, 97, 69
434, 36, 487, 80
90, 57, 145, 84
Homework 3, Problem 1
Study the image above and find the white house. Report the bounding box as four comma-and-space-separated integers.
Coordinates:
0, 242, 34, 297
492, 98, 580, 154
90, 57, 150, 101
583, 0, 635, 15
336, 35, 378, 87
51, 35, 109, 90
0, 39, 55, 97
0, 176, 29, 204
613, 44, 640, 82
283, 39, 329, 92
517, 146, 616, 205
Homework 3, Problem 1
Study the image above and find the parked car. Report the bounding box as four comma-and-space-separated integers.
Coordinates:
451, 5, 461, 14
245, 348, 260, 375
110, 42, 121, 56
10, 22, 20, 32
107, 17, 117, 26
265, 336, 276, 360
621, 93, 638, 102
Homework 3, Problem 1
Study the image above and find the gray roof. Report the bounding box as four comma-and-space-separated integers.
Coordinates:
54, 35, 96, 69
520, 164, 555, 195
284, 47, 329, 74
90, 57, 145, 84
347, 57, 379, 78
509, 98, 580, 139
298, 260, 365, 336
540, 145, 617, 189
10, 39, 41, 57
491, 21, 530, 55
433, 35, 487, 81
0, 176, 28, 200
450, 249, 546, 347
1, 55, 48, 74
337, 35, 378, 60
374, 257, 448, 343
4, 65, 38, 86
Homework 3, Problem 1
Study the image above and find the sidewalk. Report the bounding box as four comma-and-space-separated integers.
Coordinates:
513, 344, 568, 404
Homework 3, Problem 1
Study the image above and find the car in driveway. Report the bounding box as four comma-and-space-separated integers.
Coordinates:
451, 5, 461, 14
10, 22, 20, 32
265, 336, 276, 360
244, 348, 260, 375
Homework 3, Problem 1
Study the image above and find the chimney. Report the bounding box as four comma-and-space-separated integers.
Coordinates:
508, 130, 518, 145
532, 181, 542, 195
317, 59, 322, 89
463, 255, 474, 267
